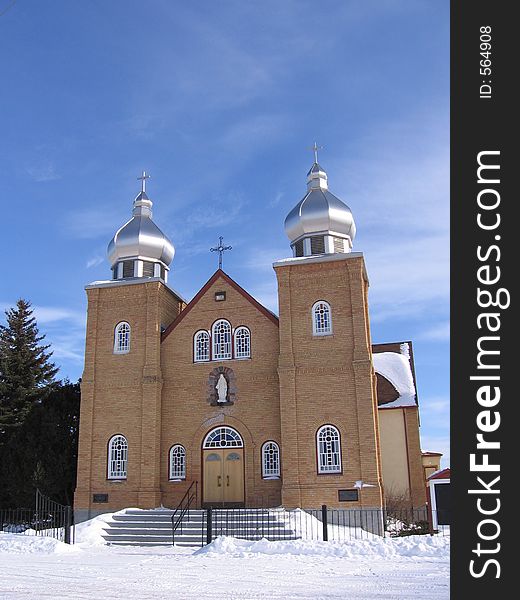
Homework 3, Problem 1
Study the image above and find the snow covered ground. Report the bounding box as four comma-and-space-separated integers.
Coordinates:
0, 514, 449, 599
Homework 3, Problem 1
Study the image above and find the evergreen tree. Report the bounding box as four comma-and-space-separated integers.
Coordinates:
0, 299, 58, 433
0, 382, 80, 508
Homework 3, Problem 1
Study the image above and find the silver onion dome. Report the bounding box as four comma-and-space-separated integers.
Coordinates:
284, 161, 356, 257
107, 175, 175, 281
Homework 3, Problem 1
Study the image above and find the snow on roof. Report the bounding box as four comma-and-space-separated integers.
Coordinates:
373, 347, 417, 409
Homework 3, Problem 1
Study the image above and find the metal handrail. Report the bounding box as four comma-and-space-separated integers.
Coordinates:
171, 481, 198, 545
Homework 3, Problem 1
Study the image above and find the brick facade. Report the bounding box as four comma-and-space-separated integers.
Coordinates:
75, 253, 426, 521
274, 253, 383, 509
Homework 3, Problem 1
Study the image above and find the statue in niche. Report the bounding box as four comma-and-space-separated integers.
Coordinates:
216, 374, 228, 403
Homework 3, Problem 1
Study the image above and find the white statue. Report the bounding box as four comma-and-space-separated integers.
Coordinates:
216, 374, 228, 403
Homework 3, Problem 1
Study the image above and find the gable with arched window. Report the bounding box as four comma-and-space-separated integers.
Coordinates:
234, 326, 251, 359
316, 425, 342, 474
169, 445, 186, 480
261, 441, 280, 478
312, 301, 332, 336
194, 330, 210, 362
108, 434, 128, 479
212, 319, 232, 360
114, 321, 131, 353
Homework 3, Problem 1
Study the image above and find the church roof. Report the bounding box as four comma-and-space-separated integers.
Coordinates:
161, 269, 279, 341
372, 342, 419, 409
428, 468, 451, 481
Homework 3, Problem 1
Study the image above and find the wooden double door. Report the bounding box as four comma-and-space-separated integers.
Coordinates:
203, 448, 244, 506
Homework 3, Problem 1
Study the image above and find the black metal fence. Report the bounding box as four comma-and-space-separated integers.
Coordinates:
0, 489, 74, 544
175, 505, 449, 547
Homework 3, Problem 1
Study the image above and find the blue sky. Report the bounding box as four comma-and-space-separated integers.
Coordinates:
0, 0, 449, 464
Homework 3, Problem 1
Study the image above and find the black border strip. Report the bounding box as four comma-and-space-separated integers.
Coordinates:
451, 1, 513, 595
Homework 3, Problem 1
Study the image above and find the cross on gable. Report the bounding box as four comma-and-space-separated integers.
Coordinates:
210, 236, 232, 270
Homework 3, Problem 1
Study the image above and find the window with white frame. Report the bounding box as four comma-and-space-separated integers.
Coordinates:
317, 425, 341, 474
312, 301, 332, 336
203, 426, 243, 448
262, 441, 280, 478
169, 445, 186, 480
194, 330, 210, 362
212, 319, 232, 360
234, 326, 251, 359
114, 321, 131, 353
108, 434, 128, 479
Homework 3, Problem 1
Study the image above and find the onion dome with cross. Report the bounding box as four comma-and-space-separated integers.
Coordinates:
107, 172, 175, 282
284, 144, 356, 257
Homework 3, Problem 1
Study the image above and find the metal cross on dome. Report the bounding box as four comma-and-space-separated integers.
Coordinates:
137, 171, 150, 193
310, 142, 323, 163
210, 236, 232, 270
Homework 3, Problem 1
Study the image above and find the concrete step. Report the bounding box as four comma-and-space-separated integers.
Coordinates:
103, 534, 176, 543
102, 508, 299, 547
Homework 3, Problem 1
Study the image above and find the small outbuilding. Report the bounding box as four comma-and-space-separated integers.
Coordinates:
427, 468, 451, 530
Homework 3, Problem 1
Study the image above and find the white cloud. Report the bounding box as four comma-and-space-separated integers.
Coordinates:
170, 191, 247, 245
245, 247, 289, 274
269, 191, 285, 208
25, 164, 61, 182
419, 396, 450, 437
218, 114, 289, 154
328, 112, 449, 324
418, 321, 450, 342
421, 395, 450, 415
33, 306, 86, 328
48, 335, 85, 364
0, 302, 86, 375
63, 208, 127, 240
35, 307, 86, 373
245, 280, 279, 314
86, 256, 105, 269
365, 234, 449, 322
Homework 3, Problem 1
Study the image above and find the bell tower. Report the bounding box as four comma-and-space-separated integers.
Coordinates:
275, 155, 383, 510
74, 175, 185, 522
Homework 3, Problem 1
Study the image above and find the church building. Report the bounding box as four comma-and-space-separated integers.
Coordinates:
74, 157, 431, 523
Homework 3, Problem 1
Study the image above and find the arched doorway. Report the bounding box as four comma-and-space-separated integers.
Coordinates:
202, 426, 245, 507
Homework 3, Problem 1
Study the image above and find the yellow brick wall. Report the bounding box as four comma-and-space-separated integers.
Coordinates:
275, 255, 384, 509
75, 256, 423, 516
160, 275, 282, 508
74, 280, 183, 516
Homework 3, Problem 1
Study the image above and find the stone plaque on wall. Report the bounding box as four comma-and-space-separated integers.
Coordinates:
338, 489, 359, 502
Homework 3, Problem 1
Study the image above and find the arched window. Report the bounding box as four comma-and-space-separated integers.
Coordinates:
203, 426, 243, 448
108, 435, 128, 479
316, 425, 342, 474
234, 326, 251, 359
261, 441, 280, 478
194, 330, 210, 362
212, 319, 232, 360
114, 322, 131, 354
169, 445, 186, 480
312, 301, 332, 336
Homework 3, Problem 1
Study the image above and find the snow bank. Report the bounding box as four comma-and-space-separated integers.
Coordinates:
0, 533, 78, 555
195, 534, 449, 560
74, 510, 121, 546
280, 508, 379, 541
